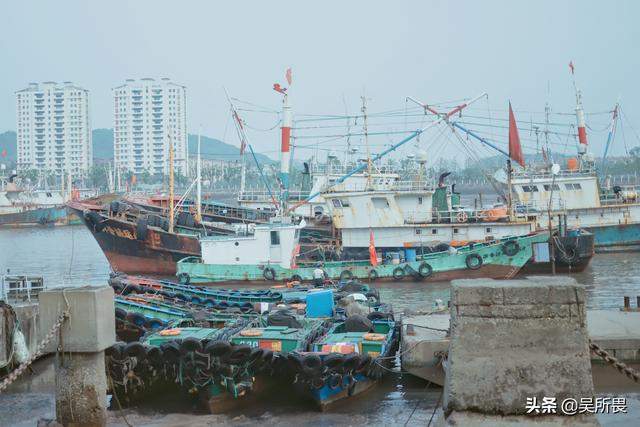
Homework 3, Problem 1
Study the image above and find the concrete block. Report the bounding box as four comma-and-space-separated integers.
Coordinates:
55, 352, 107, 426
451, 279, 504, 306
444, 277, 595, 417
39, 286, 115, 353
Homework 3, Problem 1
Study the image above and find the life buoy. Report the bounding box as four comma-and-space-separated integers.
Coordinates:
392, 266, 405, 280
465, 254, 483, 270
263, 267, 276, 281
368, 269, 379, 281
502, 240, 520, 257
159, 328, 182, 336
363, 333, 386, 341
240, 328, 263, 337
339, 270, 354, 281
418, 262, 433, 278
456, 211, 468, 223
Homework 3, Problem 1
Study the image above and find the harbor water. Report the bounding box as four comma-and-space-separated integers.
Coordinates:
1, 225, 640, 426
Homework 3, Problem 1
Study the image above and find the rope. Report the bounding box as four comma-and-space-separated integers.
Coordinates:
0, 311, 68, 393
589, 340, 639, 383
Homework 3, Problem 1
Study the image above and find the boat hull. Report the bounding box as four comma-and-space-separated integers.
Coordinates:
0, 205, 77, 227
177, 233, 547, 284
585, 222, 640, 252
520, 232, 594, 275
68, 204, 200, 275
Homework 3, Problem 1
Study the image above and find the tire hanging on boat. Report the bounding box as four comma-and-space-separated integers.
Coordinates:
556, 243, 579, 265
501, 240, 520, 256
263, 267, 276, 281
368, 269, 379, 281
418, 262, 433, 278
465, 253, 483, 270
392, 266, 405, 280
339, 270, 354, 281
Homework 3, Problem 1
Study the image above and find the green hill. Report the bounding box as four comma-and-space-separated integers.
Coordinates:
0, 129, 273, 164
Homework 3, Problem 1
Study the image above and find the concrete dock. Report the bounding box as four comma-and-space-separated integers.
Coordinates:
402, 309, 640, 386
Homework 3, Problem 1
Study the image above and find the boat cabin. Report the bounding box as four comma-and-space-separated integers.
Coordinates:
200, 220, 303, 268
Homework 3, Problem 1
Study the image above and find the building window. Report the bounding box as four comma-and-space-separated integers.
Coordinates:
270, 231, 280, 245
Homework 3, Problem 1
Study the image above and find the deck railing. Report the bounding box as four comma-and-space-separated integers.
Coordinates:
0, 275, 46, 304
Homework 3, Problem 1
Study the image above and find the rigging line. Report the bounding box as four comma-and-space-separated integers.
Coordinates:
619, 107, 640, 147
244, 119, 282, 132
230, 97, 280, 112
294, 130, 416, 139
236, 107, 280, 114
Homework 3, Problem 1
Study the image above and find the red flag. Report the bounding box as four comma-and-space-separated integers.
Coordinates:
290, 243, 300, 269
369, 230, 378, 267
273, 83, 286, 94
0, 148, 6, 158
508, 102, 525, 167
569, 60, 575, 75
285, 68, 292, 86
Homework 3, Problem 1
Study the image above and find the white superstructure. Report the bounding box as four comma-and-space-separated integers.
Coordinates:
16, 81, 92, 178
113, 78, 188, 176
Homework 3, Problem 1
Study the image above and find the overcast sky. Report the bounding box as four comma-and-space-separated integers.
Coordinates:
1, 0, 638, 161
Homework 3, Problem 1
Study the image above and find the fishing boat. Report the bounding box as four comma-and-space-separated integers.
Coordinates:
0, 171, 75, 227
293, 315, 399, 410
176, 214, 552, 285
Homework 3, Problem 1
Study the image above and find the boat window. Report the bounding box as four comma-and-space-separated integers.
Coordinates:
453, 228, 459, 234
332, 199, 342, 208
340, 199, 350, 207
415, 229, 422, 235
46, 192, 52, 197
522, 185, 530, 192
530, 185, 539, 192
431, 228, 437, 234
573, 183, 582, 190
543, 184, 561, 191
418, 197, 423, 205
270, 231, 280, 245
372, 197, 389, 209
485, 227, 492, 233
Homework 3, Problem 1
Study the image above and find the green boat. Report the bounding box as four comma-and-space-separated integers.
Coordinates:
176, 220, 549, 284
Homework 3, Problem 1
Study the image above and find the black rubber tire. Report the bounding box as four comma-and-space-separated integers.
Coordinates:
126, 312, 146, 327
248, 347, 264, 364
124, 341, 147, 360
328, 373, 342, 390
178, 273, 191, 285
180, 337, 203, 354
228, 345, 252, 364
146, 318, 165, 330
261, 349, 274, 365
114, 307, 127, 320
136, 217, 148, 241
302, 354, 322, 373
342, 353, 361, 372
105, 342, 125, 359
368, 269, 379, 281
502, 240, 520, 257
291, 274, 303, 282
160, 341, 181, 362
146, 346, 164, 366
323, 353, 345, 370
356, 354, 372, 373
339, 270, 354, 281
418, 262, 433, 278
465, 254, 483, 270
557, 244, 579, 265
392, 266, 405, 280
205, 341, 231, 358
85, 211, 105, 232
263, 267, 276, 281
287, 353, 304, 372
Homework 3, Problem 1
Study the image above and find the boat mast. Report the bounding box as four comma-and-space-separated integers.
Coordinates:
224, 88, 248, 199
601, 102, 619, 175
279, 89, 292, 213
361, 95, 373, 189
570, 61, 589, 166
195, 128, 202, 223
168, 133, 175, 234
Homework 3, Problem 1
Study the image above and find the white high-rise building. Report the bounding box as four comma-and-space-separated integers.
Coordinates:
15, 81, 92, 177
113, 78, 188, 176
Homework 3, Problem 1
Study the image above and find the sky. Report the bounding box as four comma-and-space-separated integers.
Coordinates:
1, 0, 639, 161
